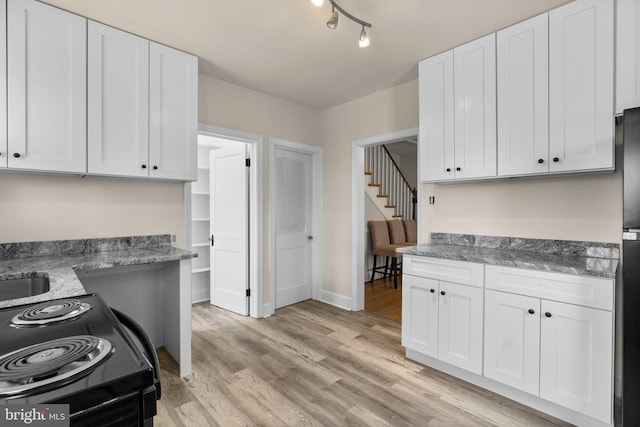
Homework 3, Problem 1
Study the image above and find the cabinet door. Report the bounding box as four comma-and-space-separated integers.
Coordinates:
0, 0, 6, 168
401, 275, 439, 358
437, 281, 483, 374
484, 290, 540, 395
539, 300, 613, 424
617, 0, 640, 114
149, 42, 198, 181
419, 51, 454, 182
88, 21, 149, 177
549, 0, 614, 173
7, 0, 87, 173
497, 14, 549, 177
453, 34, 497, 180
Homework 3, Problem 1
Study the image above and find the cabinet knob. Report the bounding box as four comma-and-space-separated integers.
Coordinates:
545, 312, 552, 318
153, 165, 158, 170
429, 289, 435, 293
528, 309, 535, 315
440, 291, 446, 296
456, 167, 461, 172
13, 153, 20, 158
141, 164, 147, 169
552, 157, 559, 163
446, 168, 451, 172
537, 159, 544, 164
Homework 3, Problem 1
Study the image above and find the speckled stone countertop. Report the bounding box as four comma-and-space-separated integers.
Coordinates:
398, 233, 619, 279
0, 235, 196, 308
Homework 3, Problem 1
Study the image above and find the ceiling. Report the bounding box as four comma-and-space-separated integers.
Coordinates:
41, 0, 571, 110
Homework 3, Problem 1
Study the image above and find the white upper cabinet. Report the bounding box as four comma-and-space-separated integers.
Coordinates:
7, 0, 87, 173
88, 21, 149, 177
453, 33, 497, 180
418, 34, 497, 182
549, 0, 614, 173
0, 0, 6, 168
497, 14, 549, 177
149, 43, 198, 181
617, 0, 640, 114
419, 50, 454, 182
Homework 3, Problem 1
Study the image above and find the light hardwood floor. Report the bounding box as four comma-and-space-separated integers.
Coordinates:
365, 276, 402, 322
156, 300, 571, 427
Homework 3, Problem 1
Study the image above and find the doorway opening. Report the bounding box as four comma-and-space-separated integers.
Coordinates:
351, 127, 421, 320
187, 124, 264, 318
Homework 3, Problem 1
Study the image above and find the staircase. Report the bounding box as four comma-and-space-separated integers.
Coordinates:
365, 172, 399, 220
365, 145, 416, 220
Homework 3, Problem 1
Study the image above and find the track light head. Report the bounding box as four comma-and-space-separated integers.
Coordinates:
327, 10, 338, 29
310, 0, 324, 6
359, 26, 370, 48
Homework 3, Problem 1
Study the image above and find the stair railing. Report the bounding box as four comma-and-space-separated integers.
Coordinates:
364, 145, 417, 220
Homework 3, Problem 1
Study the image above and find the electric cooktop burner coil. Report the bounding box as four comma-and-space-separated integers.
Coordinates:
0, 335, 112, 396
11, 299, 91, 326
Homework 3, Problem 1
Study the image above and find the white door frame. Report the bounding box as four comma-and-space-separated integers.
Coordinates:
351, 127, 421, 311
269, 138, 323, 315
190, 123, 264, 318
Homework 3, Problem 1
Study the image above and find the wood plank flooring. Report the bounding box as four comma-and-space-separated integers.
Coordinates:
156, 300, 571, 427
364, 276, 402, 322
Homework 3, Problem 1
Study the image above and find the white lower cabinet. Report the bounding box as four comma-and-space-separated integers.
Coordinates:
402, 257, 484, 375
437, 281, 483, 374
403, 256, 615, 426
539, 299, 613, 423
484, 290, 541, 395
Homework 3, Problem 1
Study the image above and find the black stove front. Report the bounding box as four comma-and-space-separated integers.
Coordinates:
0, 294, 158, 426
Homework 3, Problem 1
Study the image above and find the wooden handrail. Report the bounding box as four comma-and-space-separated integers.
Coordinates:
382, 145, 418, 200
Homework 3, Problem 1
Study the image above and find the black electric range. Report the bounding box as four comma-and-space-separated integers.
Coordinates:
0, 293, 159, 426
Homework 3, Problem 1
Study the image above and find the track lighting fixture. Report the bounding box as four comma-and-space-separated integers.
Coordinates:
311, 0, 372, 47
359, 26, 369, 48
327, 8, 338, 29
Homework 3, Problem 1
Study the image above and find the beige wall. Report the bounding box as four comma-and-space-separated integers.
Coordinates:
0, 173, 185, 245
321, 80, 420, 295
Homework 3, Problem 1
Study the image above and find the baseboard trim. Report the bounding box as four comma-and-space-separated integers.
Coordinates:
191, 287, 209, 304
319, 290, 352, 311
261, 303, 274, 318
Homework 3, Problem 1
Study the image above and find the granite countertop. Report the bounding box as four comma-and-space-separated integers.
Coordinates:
0, 235, 196, 308
398, 233, 619, 279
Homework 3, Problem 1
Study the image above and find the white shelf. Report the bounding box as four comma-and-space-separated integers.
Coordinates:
192, 267, 210, 274
192, 191, 209, 196
192, 217, 209, 222
192, 243, 210, 248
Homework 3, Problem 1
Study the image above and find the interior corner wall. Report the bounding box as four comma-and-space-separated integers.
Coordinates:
321, 80, 420, 297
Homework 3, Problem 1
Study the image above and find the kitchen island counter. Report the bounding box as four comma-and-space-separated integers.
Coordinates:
0, 235, 196, 308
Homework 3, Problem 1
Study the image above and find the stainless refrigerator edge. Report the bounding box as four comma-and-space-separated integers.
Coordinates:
623, 106, 640, 426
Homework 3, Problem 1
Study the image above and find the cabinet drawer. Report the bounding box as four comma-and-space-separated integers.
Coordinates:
485, 265, 613, 311
404, 256, 484, 288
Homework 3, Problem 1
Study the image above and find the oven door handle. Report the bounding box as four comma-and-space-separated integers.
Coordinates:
109, 307, 161, 401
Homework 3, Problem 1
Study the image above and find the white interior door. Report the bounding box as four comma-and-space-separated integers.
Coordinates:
274, 147, 313, 309
209, 145, 249, 315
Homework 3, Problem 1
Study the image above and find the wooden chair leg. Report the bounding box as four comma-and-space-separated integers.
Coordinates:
370, 255, 377, 283
392, 257, 398, 289
384, 257, 389, 279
